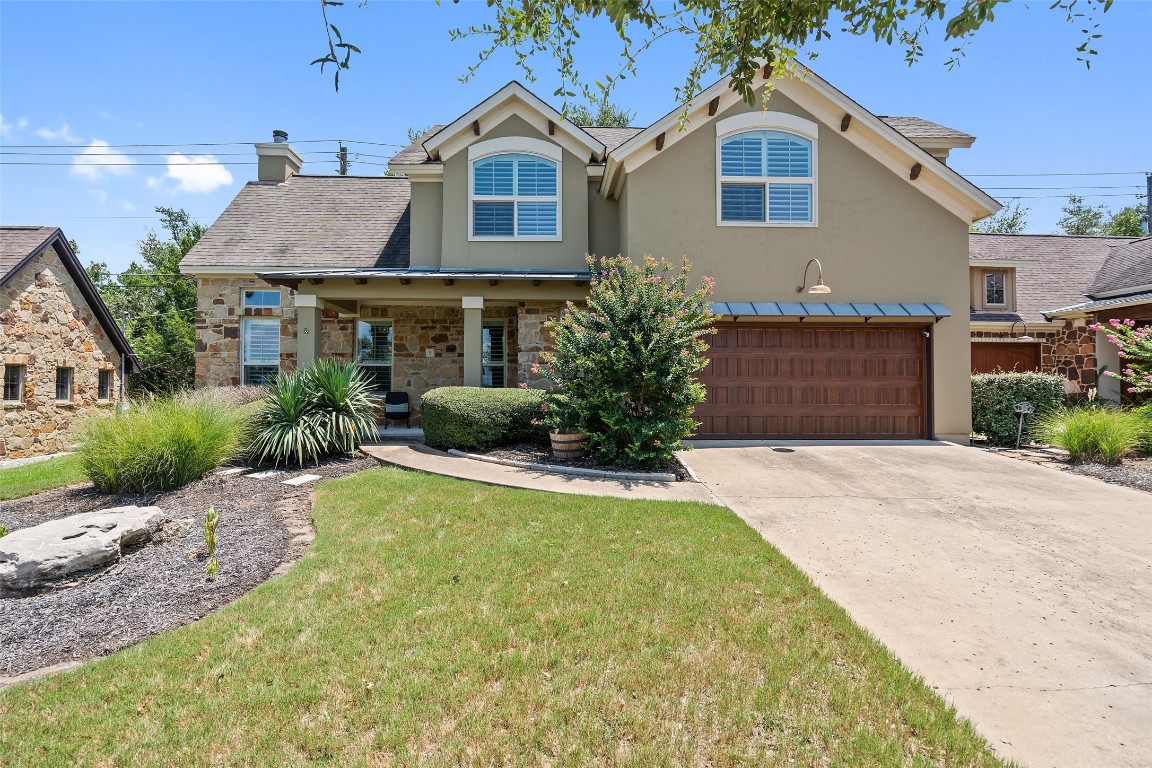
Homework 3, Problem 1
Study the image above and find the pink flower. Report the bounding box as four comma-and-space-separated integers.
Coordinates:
540, 403, 548, 411
518, 382, 528, 389
530, 418, 539, 425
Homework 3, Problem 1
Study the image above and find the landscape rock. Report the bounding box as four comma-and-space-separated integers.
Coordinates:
0, 506, 167, 594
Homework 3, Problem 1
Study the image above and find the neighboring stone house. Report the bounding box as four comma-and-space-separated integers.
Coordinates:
182, 66, 1002, 442
1043, 236, 1152, 402
968, 233, 1143, 393
1, 227, 139, 458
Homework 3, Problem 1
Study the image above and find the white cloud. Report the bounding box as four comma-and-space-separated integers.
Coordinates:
164, 153, 233, 193
35, 122, 82, 143
145, 176, 162, 189
71, 140, 134, 180
122, 201, 136, 212
89, 188, 109, 205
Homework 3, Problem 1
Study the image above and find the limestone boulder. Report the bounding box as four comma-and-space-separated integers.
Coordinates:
0, 506, 167, 594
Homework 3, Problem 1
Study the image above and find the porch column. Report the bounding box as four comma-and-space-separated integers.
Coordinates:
462, 296, 484, 387
295, 293, 322, 368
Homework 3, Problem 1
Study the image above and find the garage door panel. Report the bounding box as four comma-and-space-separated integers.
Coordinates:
696, 325, 928, 440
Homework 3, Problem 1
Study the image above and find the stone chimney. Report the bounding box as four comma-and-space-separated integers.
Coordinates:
254, 130, 303, 182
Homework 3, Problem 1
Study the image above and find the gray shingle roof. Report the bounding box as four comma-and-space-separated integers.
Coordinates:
1086, 237, 1152, 297
389, 126, 446, 166
1045, 290, 1152, 317
584, 126, 644, 153
181, 175, 411, 271
0, 226, 56, 281
877, 116, 974, 142
969, 233, 1141, 324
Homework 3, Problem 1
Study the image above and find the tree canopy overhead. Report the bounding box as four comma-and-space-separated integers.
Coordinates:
316, 0, 1113, 111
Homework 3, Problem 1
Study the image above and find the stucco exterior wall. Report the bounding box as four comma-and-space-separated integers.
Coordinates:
439, 115, 590, 271
408, 180, 444, 269
1, 245, 123, 458
617, 87, 973, 440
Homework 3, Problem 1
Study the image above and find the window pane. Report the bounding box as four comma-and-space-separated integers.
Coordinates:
767, 183, 813, 223
721, 184, 766, 222
243, 319, 280, 365
473, 202, 515, 237
98, 370, 112, 400
56, 368, 72, 401
516, 156, 557, 196
473, 156, 515, 196
482, 323, 505, 364
765, 131, 812, 177
516, 202, 557, 236
356, 321, 393, 364
720, 135, 764, 177
243, 289, 281, 308
985, 273, 1006, 304
482, 365, 505, 388
4, 365, 23, 401
358, 365, 392, 394
243, 365, 279, 386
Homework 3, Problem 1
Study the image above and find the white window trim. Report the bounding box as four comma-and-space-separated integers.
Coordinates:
715, 111, 819, 228
467, 137, 563, 243
242, 288, 282, 309
984, 270, 1008, 308
481, 319, 507, 388
55, 366, 74, 403
240, 317, 280, 385
3, 364, 25, 403
355, 319, 394, 394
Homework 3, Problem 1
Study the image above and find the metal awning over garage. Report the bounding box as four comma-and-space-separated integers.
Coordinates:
710, 301, 951, 321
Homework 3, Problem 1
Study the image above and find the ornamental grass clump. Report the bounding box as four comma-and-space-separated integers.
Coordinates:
537, 254, 715, 469
1034, 405, 1145, 464
79, 392, 252, 493
249, 359, 379, 467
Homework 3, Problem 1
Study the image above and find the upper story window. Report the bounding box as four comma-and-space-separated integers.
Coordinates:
716, 112, 818, 227
243, 289, 281, 309
984, 271, 1007, 306
468, 137, 562, 241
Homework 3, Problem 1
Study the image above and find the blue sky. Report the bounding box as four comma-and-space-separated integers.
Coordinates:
1, 0, 1149, 272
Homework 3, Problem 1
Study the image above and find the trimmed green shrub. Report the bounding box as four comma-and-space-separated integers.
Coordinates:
421, 387, 547, 452
79, 392, 252, 493
249, 360, 379, 467
971, 372, 1065, 446
1034, 406, 1145, 464
537, 254, 715, 469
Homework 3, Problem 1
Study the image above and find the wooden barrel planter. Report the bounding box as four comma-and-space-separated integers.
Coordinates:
549, 428, 588, 460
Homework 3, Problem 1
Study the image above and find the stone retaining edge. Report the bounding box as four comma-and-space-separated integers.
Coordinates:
445, 449, 679, 483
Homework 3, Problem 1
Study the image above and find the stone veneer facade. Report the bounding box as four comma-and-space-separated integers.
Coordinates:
971, 316, 1098, 393
1, 246, 124, 458
194, 276, 564, 423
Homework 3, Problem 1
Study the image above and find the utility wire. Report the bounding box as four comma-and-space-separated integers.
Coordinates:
965, 171, 1147, 177
0, 138, 410, 149
981, 185, 1144, 191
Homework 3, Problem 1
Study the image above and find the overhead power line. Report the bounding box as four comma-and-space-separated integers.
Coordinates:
965, 171, 1148, 177
981, 185, 1144, 191
0, 138, 410, 149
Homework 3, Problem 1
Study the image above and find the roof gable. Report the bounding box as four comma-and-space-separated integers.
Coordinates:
1087, 237, 1152, 298
601, 63, 999, 224
419, 82, 606, 164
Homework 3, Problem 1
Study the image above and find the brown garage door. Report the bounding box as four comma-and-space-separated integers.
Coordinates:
696, 325, 929, 439
971, 342, 1041, 374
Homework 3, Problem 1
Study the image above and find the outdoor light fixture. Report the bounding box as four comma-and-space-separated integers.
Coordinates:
1009, 320, 1034, 341
796, 258, 831, 294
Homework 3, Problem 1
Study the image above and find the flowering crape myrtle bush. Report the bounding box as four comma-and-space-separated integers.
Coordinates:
534, 254, 715, 469
1092, 318, 1152, 394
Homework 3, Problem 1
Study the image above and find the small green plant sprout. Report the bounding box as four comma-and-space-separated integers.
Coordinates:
0, 525, 8, 538
204, 507, 219, 581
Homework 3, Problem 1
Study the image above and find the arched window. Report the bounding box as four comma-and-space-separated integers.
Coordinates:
469, 138, 562, 240
716, 113, 817, 226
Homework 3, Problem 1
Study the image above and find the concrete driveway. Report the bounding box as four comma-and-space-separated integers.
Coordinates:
678, 442, 1152, 768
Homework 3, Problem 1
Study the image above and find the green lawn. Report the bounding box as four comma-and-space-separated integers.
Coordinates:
0, 454, 88, 501
0, 468, 1008, 767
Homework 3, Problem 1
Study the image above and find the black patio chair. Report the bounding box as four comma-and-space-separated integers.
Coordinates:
382, 391, 411, 429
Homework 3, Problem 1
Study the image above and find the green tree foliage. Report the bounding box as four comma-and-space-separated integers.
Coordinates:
85, 207, 201, 394
537, 255, 715, 469
566, 96, 636, 127
971, 200, 1030, 234
1058, 196, 1148, 236
406, 125, 433, 144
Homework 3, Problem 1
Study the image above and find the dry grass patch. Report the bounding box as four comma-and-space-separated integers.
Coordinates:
0, 468, 1010, 766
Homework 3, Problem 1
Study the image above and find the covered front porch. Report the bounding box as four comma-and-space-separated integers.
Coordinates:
261, 268, 591, 422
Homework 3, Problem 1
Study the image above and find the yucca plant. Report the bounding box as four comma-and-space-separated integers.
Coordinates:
307, 358, 379, 453
249, 370, 325, 467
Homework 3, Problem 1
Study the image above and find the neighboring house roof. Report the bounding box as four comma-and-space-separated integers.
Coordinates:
0, 226, 140, 371
1085, 237, 1152, 298
875, 116, 975, 142
181, 175, 411, 271
969, 233, 1140, 325
1044, 290, 1152, 318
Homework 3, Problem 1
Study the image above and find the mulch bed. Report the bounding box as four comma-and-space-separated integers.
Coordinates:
0, 454, 376, 680
484, 442, 688, 481
990, 447, 1152, 495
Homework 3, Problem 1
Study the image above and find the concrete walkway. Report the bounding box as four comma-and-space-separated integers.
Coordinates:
678, 442, 1152, 768
362, 445, 719, 504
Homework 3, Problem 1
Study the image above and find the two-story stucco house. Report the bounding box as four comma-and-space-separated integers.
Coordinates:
1, 226, 139, 458
181, 66, 1000, 442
